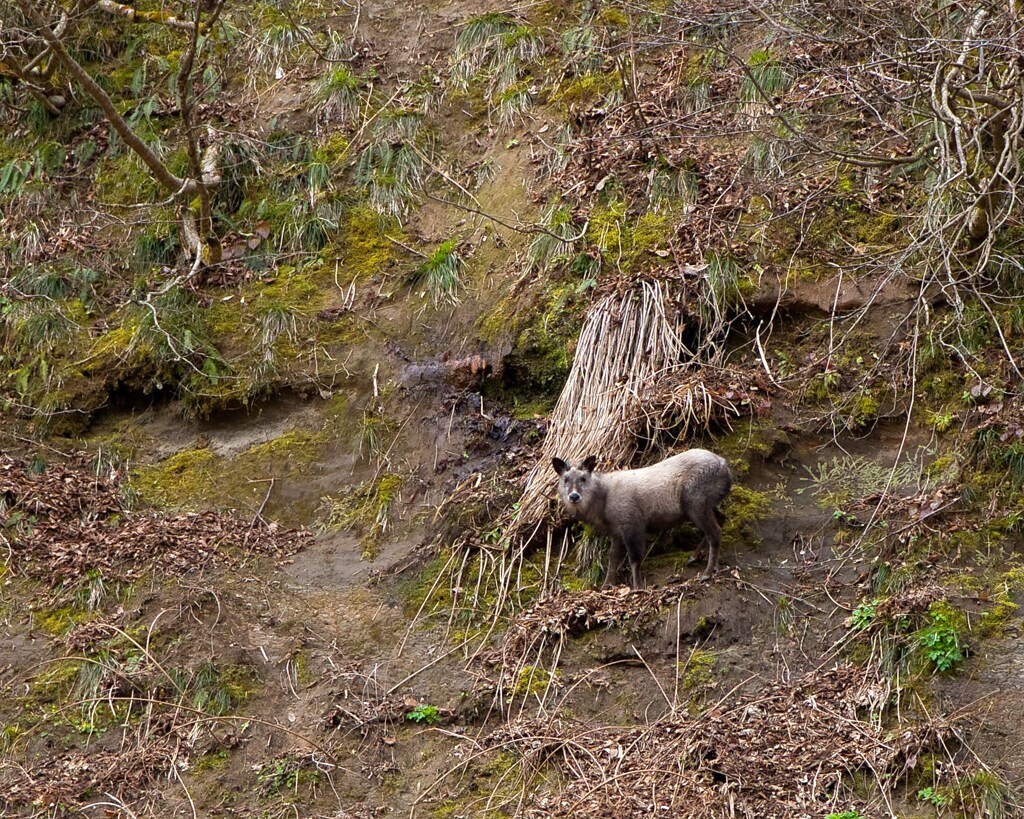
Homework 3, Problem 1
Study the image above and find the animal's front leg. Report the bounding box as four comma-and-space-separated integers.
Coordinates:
603, 538, 625, 588
623, 530, 646, 589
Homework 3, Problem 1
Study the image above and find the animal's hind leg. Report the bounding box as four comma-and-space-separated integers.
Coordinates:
698, 504, 724, 581
603, 538, 626, 588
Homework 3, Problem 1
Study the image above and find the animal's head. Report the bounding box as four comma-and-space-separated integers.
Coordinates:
552, 455, 599, 510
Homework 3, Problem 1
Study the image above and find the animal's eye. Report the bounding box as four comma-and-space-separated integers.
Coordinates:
579, 477, 587, 485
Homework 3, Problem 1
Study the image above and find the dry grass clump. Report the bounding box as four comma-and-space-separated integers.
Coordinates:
479, 579, 703, 709
451, 665, 958, 818
0, 453, 309, 585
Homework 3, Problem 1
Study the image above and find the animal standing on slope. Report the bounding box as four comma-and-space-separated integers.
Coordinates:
552, 450, 733, 588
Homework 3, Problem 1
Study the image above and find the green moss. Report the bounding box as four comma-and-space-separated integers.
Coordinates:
597, 6, 629, 28
401, 550, 545, 635
172, 661, 261, 716
977, 565, 1024, 637
586, 199, 628, 252
513, 665, 558, 697
315, 133, 351, 166
722, 485, 772, 546
33, 605, 93, 636
581, 201, 681, 272
28, 659, 84, 704
194, 748, 232, 772
400, 553, 452, 618
847, 392, 881, 429
486, 279, 587, 411
291, 650, 314, 686
130, 420, 333, 516
847, 209, 902, 248
320, 472, 404, 557
336, 205, 399, 281
93, 152, 159, 206
217, 663, 261, 706
244, 429, 325, 469
206, 299, 245, 341
715, 422, 790, 469
477, 292, 520, 345
679, 648, 716, 701
81, 322, 153, 376
132, 448, 217, 509
551, 72, 622, 109
253, 267, 323, 315
631, 211, 673, 253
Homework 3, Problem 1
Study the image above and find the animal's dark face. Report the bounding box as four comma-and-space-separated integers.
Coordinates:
552, 455, 598, 509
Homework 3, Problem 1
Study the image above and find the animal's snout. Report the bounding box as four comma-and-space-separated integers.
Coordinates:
568, 491, 581, 503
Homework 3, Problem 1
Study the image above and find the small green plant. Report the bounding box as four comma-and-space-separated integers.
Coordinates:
951, 769, 1015, 817
256, 755, 320, 797
412, 238, 465, 305
527, 206, 582, 270
357, 404, 396, 463
0, 158, 32, 194
917, 786, 949, 807
450, 13, 541, 124
315, 65, 361, 124
249, 10, 313, 81
319, 472, 404, 556
512, 665, 558, 698
354, 112, 425, 218
406, 703, 441, 724
826, 812, 863, 819
698, 252, 748, 330
927, 409, 955, 433
848, 600, 877, 631
740, 48, 791, 104
917, 603, 965, 673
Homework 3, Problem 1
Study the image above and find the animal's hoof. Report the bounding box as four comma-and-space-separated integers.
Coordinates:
698, 570, 715, 582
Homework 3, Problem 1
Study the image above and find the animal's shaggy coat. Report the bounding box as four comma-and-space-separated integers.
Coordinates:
552, 450, 733, 588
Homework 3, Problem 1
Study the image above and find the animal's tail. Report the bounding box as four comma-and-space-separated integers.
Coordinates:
714, 507, 726, 526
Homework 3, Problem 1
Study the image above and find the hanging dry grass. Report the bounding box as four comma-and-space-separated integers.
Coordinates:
439, 273, 752, 631
510, 278, 690, 538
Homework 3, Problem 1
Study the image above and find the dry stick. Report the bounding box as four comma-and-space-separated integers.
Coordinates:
384, 633, 477, 696
631, 644, 673, 711
384, 233, 428, 258
398, 548, 460, 655
246, 478, 275, 539
422, 189, 589, 243
172, 763, 199, 819
67, 694, 353, 770
81, 799, 141, 819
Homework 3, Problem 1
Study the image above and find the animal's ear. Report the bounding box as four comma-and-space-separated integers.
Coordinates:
580, 455, 598, 473
552, 457, 570, 476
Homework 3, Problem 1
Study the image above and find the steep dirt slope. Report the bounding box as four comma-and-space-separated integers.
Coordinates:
3, 0, 1024, 817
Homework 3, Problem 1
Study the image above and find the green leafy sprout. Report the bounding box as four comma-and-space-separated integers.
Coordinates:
406, 703, 441, 724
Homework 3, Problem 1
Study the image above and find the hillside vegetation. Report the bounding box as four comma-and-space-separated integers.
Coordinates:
2, 0, 1024, 816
